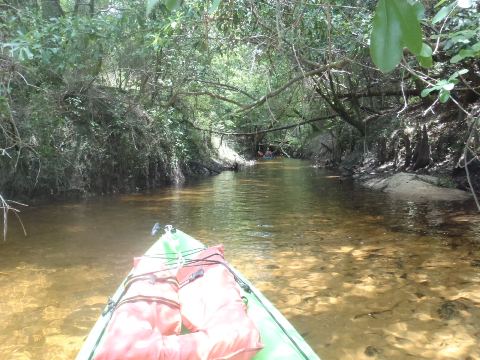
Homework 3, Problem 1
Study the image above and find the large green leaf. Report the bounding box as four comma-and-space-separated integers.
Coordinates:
391, 0, 422, 54
370, 0, 403, 72
370, 0, 423, 72
164, 0, 180, 11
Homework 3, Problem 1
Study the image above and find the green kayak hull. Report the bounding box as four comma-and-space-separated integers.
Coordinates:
76, 228, 320, 360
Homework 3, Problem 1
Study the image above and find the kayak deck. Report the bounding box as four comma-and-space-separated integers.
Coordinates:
76, 227, 319, 360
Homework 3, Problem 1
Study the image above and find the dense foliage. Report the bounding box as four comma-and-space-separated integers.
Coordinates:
0, 0, 479, 198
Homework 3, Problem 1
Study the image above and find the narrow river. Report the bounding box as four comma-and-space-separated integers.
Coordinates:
1, 159, 480, 360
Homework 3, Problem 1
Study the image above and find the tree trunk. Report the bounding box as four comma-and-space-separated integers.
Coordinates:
73, 0, 80, 15
412, 125, 431, 170
74, 0, 94, 16
376, 136, 387, 164
89, 0, 95, 16
314, 84, 365, 136
403, 132, 412, 169
41, 0, 63, 19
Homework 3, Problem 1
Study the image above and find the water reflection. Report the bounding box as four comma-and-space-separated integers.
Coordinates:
1, 159, 480, 359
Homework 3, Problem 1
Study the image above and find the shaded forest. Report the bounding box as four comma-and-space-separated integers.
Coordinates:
1, 0, 479, 200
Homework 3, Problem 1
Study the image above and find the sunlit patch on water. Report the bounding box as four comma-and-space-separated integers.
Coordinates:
246, 231, 273, 238
1, 159, 480, 359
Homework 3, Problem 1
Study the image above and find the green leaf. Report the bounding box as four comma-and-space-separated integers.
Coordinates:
370, 0, 403, 72
417, 43, 433, 67
448, 68, 469, 80
18, 47, 33, 61
450, 48, 476, 63
419, 43, 432, 57
370, 0, 423, 72
442, 82, 455, 90
147, 0, 179, 13
421, 88, 434, 97
18, 48, 26, 61
146, 0, 160, 16
436, 79, 449, 87
412, 2, 425, 20
164, 0, 180, 11
434, 0, 449, 7
208, 0, 222, 14
448, 29, 476, 40
417, 55, 433, 68
392, 0, 423, 54
450, 54, 462, 63
439, 89, 450, 103
432, 3, 455, 24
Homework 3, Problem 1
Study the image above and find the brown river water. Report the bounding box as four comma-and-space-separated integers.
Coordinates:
1, 159, 480, 360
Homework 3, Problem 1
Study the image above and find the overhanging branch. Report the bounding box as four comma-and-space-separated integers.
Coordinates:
168, 91, 244, 107
238, 59, 348, 113
187, 114, 338, 136
186, 79, 256, 100
338, 88, 421, 99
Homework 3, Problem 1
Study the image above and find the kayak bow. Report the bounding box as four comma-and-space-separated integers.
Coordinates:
76, 226, 320, 360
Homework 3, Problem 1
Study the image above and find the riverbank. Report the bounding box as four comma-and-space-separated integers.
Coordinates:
1, 131, 251, 203
360, 172, 472, 201
306, 101, 480, 203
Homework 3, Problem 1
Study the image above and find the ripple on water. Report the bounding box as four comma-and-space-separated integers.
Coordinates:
1, 159, 480, 359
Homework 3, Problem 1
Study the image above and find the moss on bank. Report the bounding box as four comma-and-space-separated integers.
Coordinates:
0, 84, 242, 200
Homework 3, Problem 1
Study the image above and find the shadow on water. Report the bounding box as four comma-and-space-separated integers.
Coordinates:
1, 158, 480, 359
